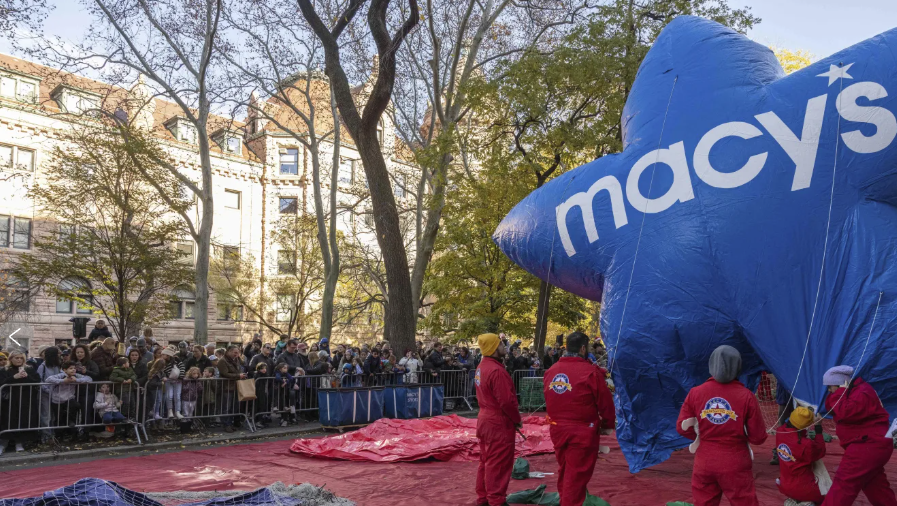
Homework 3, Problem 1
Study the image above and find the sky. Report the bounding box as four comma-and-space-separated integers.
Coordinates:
6, 1, 897, 66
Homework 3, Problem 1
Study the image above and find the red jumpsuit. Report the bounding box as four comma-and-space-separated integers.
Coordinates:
775, 424, 827, 504
475, 356, 521, 506
822, 378, 897, 506
543, 357, 616, 506
677, 378, 768, 506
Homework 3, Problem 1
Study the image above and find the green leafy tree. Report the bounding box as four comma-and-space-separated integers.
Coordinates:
11, 124, 194, 340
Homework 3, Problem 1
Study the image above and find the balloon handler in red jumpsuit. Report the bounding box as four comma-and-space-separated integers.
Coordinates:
475, 333, 521, 506
821, 365, 897, 506
775, 406, 828, 505
543, 331, 616, 506
677, 345, 768, 506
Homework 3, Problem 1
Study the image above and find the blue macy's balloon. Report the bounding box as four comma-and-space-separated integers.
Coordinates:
493, 16, 897, 472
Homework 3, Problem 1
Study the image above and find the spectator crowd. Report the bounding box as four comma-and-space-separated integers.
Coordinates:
0, 320, 608, 456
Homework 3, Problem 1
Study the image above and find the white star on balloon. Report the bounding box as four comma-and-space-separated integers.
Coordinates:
817, 62, 854, 86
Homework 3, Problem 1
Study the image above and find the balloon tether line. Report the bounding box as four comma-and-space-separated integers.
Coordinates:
768, 66, 845, 431
608, 75, 679, 376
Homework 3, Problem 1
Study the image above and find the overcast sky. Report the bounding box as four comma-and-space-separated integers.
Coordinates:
9, 1, 897, 66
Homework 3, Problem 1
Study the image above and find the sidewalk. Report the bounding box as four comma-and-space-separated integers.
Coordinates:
0, 409, 481, 470
0, 420, 323, 470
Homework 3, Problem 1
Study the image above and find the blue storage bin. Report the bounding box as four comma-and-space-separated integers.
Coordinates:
383, 386, 408, 418
406, 384, 444, 418
318, 387, 385, 427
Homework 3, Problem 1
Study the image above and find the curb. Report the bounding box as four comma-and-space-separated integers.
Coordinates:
0, 423, 324, 470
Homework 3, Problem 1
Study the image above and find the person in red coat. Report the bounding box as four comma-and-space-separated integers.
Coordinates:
475, 333, 521, 506
543, 331, 615, 506
676, 345, 768, 506
821, 365, 897, 506
776, 406, 827, 504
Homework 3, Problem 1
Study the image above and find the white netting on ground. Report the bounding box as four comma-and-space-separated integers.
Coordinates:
146, 482, 355, 506
756, 373, 836, 435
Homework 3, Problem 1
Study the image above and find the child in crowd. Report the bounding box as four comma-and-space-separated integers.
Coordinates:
147, 355, 166, 420
273, 362, 297, 426
253, 362, 272, 428
162, 347, 185, 419
181, 367, 204, 418
45, 361, 91, 439
110, 357, 137, 418
93, 383, 125, 437
201, 367, 218, 418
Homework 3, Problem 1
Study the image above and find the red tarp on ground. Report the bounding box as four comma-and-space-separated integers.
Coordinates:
2, 433, 893, 505
289, 414, 554, 462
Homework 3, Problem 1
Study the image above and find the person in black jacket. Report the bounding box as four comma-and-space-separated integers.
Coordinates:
423, 344, 446, 384
243, 335, 262, 364
184, 345, 211, 373
87, 320, 113, 342
0, 351, 41, 454
363, 348, 382, 386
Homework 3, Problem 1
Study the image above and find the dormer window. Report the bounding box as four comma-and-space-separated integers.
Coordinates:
211, 128, 243, 154
51, 85, 100, 115
165, 117, 197, 144
0, 73, 38, 103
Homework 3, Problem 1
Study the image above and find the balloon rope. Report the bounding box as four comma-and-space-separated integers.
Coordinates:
775, 291, 882, 434
608, 75, 679, 376
768, 68, 845, 431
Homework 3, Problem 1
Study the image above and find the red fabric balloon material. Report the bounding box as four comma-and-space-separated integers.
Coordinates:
289, 414, 554, 462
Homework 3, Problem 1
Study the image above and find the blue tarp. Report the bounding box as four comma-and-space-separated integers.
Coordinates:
383, 385, 444, 419
493, 15, 897, 472
318, 387, 385, 427
0, 478, 302, 506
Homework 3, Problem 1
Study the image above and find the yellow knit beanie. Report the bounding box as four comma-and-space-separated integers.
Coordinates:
478, 333, 500, 357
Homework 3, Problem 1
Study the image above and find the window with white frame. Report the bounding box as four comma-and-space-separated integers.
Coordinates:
11, 217, 30, 249
279, 148, 299, 175
170, 286, 196, 319
223, 189, 240, 209
165, 117, 197, 144
176, 241, 195, 265
338, 159, 354, 184
226, 136, 241, 153
0, 269, 30, 313
56, 277, 92, 314
364, 211, 374, 229
0, 144, 35, 172
393, 175, 405, 198
277, 250, 296, 274
0, 74, 38, 103
216, 300, 243, 321
279, 197, 298, 214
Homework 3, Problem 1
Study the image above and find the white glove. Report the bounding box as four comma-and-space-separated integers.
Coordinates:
681, 417, 700, 453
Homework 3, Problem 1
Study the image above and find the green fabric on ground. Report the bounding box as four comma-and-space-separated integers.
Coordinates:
512, 458, 531, 480
518, 376, 545, 411
666, 502, 694, 506
506, 485, 612, 505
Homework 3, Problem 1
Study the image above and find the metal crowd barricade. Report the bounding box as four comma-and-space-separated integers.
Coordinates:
252, 374, 336, 425
0, 381, 146, 444
433, 369, 474, 410
513, 370, 545, 412
142, 377, 255, 432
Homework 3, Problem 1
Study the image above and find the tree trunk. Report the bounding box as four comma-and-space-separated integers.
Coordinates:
357, 130, 415, 354
318, 88, 341, 342
193, 132, 214, 345
534, 279, 552, 359
410, 151, 450, 313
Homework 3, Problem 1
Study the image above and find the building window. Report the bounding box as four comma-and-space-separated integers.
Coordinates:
223, 189, 240, 209
176, 241, 195, 265
279, 197, 298, 214
0, 270, 30, 313
217, 245, 240, 267
393, 175, 405, 198
280, 148, 299, 175
338, 160, 354, 184
216, 303, 243, 321
226, 137, 241, 153
170, 287, 196, 320
0, 215, 8, 247
277, 250, 296, 274
0, 144, 36, 172
164, 117, 197, 144
364, 212, 374, 228
276, 294, 293, 322
12, 217, 30, 249
0, 75, 37, 103
56, 277, 92, 314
